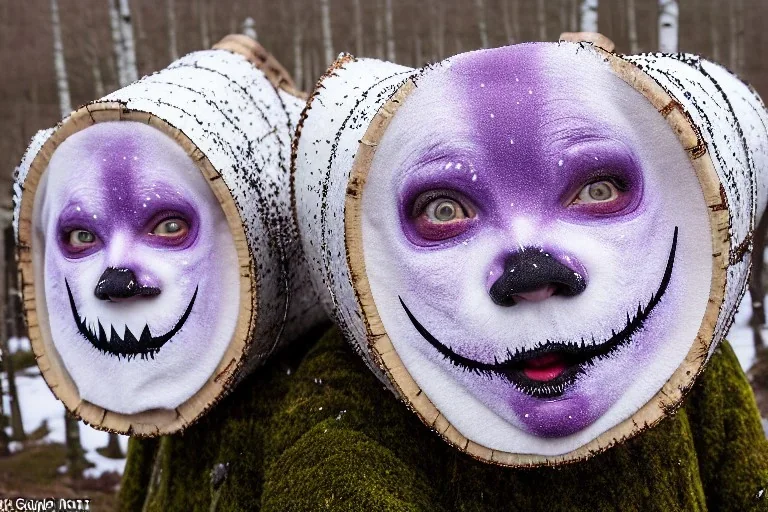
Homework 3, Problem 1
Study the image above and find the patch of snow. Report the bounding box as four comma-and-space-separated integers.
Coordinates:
1, 368, 128, 477
8, 337, 31, 353
727, 291, 761, 372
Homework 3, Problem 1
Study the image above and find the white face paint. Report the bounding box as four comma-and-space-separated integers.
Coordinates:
361, 45, 712, 455
34, 122, 240, 414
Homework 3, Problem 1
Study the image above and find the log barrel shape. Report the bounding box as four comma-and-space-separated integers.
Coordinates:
292, 42, 768, 466
13, 35, 325, 436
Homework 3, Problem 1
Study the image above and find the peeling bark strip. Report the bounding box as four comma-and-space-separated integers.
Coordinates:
291, 44, 768, 467
13, 36, 324, 436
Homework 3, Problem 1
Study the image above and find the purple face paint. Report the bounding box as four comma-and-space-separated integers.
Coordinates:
37, 121, 240, 415
361, 43, 712, 455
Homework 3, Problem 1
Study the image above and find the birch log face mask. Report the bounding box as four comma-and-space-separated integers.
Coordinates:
37, 122, 239, 414
293, 42, 768, 465
16, 36, 325, 435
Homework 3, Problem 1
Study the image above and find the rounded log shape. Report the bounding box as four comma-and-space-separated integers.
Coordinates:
14, 37, 324, 436
292, 43, 768, 466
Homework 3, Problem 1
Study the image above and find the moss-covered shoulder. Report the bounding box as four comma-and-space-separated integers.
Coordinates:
262, 329, 768, 511
119, 327, 768, 511
117, 325, 328, 512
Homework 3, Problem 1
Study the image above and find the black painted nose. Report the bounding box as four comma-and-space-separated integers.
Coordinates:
94, 267, 160, 301
489, 248, 586, 307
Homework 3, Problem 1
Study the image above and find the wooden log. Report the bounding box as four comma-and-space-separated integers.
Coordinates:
13, 36, 324, 436
292, 43, 768, 466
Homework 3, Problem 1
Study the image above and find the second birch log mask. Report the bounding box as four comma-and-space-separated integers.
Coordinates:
14, 36, 325, 436
292, 42, 768, 466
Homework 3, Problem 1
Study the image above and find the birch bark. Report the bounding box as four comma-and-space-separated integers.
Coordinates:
50, 0, 71, 117
118, 0, 138, 84
385, 0, 395, 61
658, 0, 679, 53
166, 0, 178, 61
475, 0, 489, 48
580, 0, 598, 33
320, 0, 334, 65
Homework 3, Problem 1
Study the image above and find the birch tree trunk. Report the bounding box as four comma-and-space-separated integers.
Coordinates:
627, 0, 639, 53
241, 17, 257, 40
109, 0, 126, 88
50, 0, 71, 117
292, 12, 303, 88
354, 0, 363, 57
166, 0, 178, 61
320, 0, 334, 65
118, 0, 138, 84
0, 215, 24, 442
90, 55, 105, 98
537, 0, 547, 41
580, 0, 598, 33
474, 0, 489, 48
385, 0, 395, 61
658, 0, 678, 53
64, 411, 89, 478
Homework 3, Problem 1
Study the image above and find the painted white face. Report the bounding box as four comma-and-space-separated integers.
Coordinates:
34, 121, 240, 414
361, 45, 712, 455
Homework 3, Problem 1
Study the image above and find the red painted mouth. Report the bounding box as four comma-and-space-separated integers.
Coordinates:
523, 353, 569, 381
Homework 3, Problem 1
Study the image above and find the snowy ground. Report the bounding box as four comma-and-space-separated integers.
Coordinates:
2, 356, 128, 478
0, 296, 765, 478
729, 291, 762, 373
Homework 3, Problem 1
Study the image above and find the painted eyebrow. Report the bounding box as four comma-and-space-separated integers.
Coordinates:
403, 142, 475, 170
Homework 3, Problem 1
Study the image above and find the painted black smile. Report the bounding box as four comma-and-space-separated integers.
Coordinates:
66, 279, 197, 360
399, 227, 678, 399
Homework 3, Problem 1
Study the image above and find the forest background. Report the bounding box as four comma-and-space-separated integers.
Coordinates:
0, 0, 767, 506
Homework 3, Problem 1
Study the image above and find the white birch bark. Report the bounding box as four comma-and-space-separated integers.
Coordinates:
92, 59, 105, 98
320, 0, 334, 65
108, 0, 126, 88
293, 18, 303, 87
166, 0, 178, 61
50, 0, 71, 118
580, 0, 598, 33
474, 0, 489, 48
537, 0, 547, 41
385, 0, 395, 61
658, 0, 678, 53
627, 0, 639, 53
241, 17, 257, 40
118, 0, 138, 84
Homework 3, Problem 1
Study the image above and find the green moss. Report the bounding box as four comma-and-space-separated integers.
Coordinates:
117, 437, 157, 512
121, 328, 768, 511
